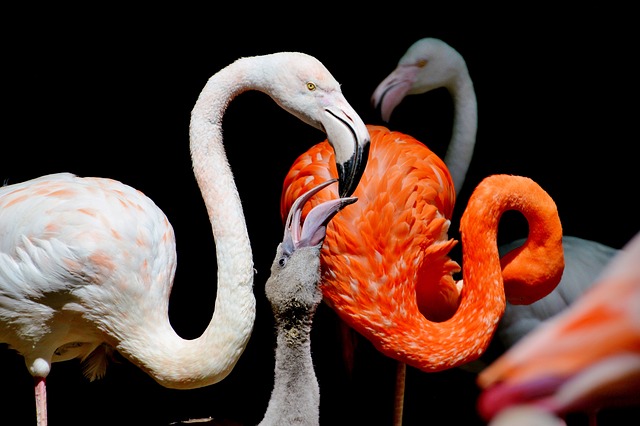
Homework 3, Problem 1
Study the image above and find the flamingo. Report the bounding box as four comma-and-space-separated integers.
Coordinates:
278, 37, 563, 424
477, 231, 640, 424
371, 36, 621, 360
260, 179, 357, 426
0, 51, 370, 426
280, 125, 565, 423
371, 37, 477, 194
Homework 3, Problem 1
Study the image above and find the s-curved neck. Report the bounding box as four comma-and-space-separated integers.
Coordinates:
348, 175, 563, 373
116, 58, 259, 389
440, 175, 562, 369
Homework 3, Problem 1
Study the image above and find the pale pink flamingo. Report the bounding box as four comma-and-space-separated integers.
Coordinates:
0, 51, 370, 426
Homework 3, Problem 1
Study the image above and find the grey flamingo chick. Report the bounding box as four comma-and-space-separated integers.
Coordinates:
259, 179, 357, 426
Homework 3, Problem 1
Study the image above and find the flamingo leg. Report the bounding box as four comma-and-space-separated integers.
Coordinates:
393, 361, 406, 426
34, 376, 47, 426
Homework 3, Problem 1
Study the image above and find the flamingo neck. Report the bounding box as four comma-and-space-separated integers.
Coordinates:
455, 175, 563, 360
443, 67, 477, 194
116, 58, 259, 389
259, 316, 320, 425
356, 175, 562, 373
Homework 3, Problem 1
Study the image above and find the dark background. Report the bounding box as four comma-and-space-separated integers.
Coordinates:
2, 8, 637, 426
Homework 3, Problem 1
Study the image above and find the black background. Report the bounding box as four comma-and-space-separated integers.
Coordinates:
2, 7, 638, 426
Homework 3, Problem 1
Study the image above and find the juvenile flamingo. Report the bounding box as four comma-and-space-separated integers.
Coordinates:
260, 179, 357, 426
280, 125, 565, 423
478, 231, 640, 424
0, 52, 370, 426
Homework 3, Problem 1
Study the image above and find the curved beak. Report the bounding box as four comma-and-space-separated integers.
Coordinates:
320, 99, 370, 197
283, 179, 358, 252
371, 65, 420, 122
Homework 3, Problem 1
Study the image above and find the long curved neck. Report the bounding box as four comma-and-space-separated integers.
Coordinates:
355, 175, 562, 373
443, 67, 477, 195
259, 316, 320, 426
117, 58, 258, 389
436, 175, 562, 370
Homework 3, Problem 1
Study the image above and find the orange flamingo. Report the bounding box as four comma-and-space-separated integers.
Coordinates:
372, 36, 620, 366
280, 125, 565, 423
477, 231, 640, 424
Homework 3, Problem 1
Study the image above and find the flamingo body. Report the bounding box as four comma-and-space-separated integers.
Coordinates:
0, 173, 174, 379
281, 125, 564, 373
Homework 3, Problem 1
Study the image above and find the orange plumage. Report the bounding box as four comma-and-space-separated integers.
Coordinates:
281, 124, 564, 372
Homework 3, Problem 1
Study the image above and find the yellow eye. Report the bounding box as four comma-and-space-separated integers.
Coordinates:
306, 82, 316, 91
417, 59, 427, 68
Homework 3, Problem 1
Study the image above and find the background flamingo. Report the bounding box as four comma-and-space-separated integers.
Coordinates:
478, 231, 640, 425
0, 52, 369, 425
371, 37, 477, 195
4, 15, 635, 425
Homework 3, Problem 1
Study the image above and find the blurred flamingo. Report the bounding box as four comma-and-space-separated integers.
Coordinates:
280, 125, 565, 424
477, 231, 640, 424
0, 51, 370, 426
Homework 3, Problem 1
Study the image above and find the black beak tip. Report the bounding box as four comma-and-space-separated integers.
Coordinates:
337, 141, 370, 197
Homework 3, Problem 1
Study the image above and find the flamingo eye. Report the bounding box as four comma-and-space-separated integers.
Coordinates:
306, 82, 317, 91
278, 254, 289, 268
417, 59, 427, 68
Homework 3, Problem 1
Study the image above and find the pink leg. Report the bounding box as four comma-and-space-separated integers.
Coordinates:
34, 376, 47, 426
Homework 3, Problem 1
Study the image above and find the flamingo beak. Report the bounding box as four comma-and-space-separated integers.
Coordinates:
283, 179, 357, 253
321, 103, 370, 198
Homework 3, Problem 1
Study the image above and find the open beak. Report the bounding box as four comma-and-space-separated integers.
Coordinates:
283, 179, 358, 252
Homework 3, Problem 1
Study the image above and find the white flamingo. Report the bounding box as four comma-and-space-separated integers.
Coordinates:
0, 51, 370, 426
